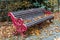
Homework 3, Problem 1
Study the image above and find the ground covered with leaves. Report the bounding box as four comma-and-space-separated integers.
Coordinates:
0, 12, 60, 40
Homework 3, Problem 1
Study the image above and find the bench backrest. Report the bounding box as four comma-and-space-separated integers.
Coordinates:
12, 8, 45, 19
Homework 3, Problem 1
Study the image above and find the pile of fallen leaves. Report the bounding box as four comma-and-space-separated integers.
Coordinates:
29, 28, 40, 36
0, 22, 42, 38
0, 25, 16, 38
26, 25, 41, 36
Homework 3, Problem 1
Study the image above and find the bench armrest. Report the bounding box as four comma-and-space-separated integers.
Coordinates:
17, 18, 24, 25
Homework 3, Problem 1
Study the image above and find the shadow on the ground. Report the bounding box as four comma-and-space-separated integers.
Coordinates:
25, 21, 53, 38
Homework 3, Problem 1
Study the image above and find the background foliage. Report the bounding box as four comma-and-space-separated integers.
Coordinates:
0, 0, 53, 22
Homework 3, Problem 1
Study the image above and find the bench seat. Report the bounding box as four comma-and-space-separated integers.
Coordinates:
26, 15, 54, 27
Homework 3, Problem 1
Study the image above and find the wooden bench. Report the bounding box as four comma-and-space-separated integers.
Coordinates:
8, 8, 54, 37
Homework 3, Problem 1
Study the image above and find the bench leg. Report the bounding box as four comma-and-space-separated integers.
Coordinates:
20, 32, 26, 37
15, 26, 27, 37
49, 19, 53, 23
38, 22, 44, 29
